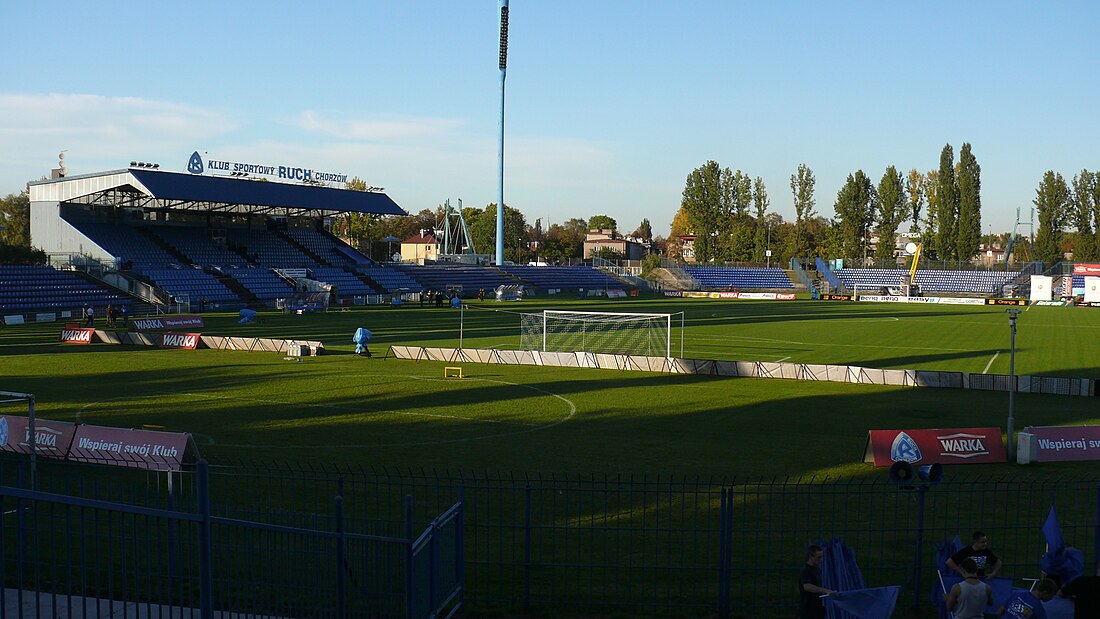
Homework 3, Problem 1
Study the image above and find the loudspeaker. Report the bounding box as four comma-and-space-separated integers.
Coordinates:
918, 463, 943, 485
888, 461, 914, 484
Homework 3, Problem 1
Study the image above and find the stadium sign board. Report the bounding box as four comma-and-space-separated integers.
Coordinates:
159, 332, 201, 349
59, 327, 95, 344
986, 298, 1028, 306
69, 425, 192, 471
0, 415, 78, 459
186, 151, 348, 184
864, 428, 1006, 466
1072, 263, 1100, 275
131, 316, 204, 331
1023, 425, 1100, 462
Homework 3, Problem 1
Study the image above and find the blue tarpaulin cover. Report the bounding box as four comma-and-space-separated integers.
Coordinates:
353, 328, 372, 354
238, 308, 257, 324
1039, 505, 1084, 586
818, 539, 901, 619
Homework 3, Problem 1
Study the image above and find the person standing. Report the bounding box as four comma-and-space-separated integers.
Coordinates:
798, 545, 834, 619
945, 558, 993, 619
947, 531, 1002, 579
1059, 562, 1100, 619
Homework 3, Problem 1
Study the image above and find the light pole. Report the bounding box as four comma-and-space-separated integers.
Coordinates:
1006, 309, 1021, 462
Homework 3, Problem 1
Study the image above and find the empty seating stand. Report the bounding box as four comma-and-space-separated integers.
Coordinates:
225, 268, 296, 301
358, 265, 422, 294
836, 268, 1021, 295
0, 265, 129, 314
394, 264, 515, 295
497, 265, 629, 292
143, 268, 239, 303
310, 267, 379, 297
682, 266, 794, 289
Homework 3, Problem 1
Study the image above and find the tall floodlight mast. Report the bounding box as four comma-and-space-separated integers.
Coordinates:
496, 0, 509, 266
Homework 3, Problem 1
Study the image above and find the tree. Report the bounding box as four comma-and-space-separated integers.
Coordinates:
906, 169, 925, 232
0, 191, 30, 248
680, 161, 732, 264
630, 218, 652, 241
922, 169, 939, 251
935, 144, 959, 261
1070, 170, 1097, 261
751, 177, 770, 264
468, 204, 530, 263
834, 171, 875, 260
875, 166, 906, 260
1089, 171, 1100, 259
789, 164, 816, 256
955, 143, 982, 261
667, 208, 693, 262
1033, 171, 1071, 266
723, 170, 755, 262
541, 218, 587, 261
587, 214, 617, 232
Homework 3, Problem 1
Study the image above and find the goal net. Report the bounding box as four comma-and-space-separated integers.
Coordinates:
519, 310, 682, 357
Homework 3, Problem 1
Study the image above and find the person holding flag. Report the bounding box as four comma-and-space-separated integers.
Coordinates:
997, 586, 1047, 619
798, 545, 834, 619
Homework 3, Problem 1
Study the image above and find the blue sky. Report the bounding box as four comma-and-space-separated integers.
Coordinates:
2, 1, 1098, 237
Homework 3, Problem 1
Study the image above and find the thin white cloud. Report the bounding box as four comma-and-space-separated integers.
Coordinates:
0, 93, 239, 181
296, 110, 464, 141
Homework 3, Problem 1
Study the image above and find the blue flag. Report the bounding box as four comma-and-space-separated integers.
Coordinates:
1042, 505, 1064, 555
825, 586, 900, 619
1040, 504, 1084, 585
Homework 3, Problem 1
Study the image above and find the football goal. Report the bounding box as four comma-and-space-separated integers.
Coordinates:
520, 310, 684, 358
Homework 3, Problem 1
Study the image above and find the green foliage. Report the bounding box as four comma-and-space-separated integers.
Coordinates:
1070, 170, 1097, 262
956, 143, 982, 260
0, 191, 30, 247
680, 161, 731, 263
833, 170, 875, 260
874, 166, 906, 260
630, 218, 652, 241
905, 169, 925, 232
640, 253, 662, 275
790, 163, 816, 257
587, 214, 617, 232
468, 204, 530, 263
935, 144, 959, 260
1034, 171, 1071, 266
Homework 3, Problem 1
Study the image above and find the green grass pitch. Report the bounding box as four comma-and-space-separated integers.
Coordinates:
2, 297, 1098, 479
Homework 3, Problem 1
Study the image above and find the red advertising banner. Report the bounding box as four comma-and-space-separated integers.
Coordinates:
131, 315, 205, 331
864, 427, 1006, 466
68, 425, 191, 471
59, 327, 95, 344
1024, 425, 1100, 462
1072, 263, 1100, 276
0, 415, 78, 459
160, 332, 201, 349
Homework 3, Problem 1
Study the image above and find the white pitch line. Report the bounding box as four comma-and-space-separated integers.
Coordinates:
776, 356, 790, 362
982, 351, 1000, 374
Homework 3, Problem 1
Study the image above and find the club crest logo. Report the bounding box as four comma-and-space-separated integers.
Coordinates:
890, 431, 922, 463
187, 151, 204, 175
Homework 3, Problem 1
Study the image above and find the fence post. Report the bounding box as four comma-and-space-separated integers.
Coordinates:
524, 483, 532, 612
911, 486, 928, 611
405, 494, 414, 619
456, 485, 465, 611
1095, 484, 1100, 567
717, 487, 730, 619
335, 477, 345, 619
197, 460, 213, 619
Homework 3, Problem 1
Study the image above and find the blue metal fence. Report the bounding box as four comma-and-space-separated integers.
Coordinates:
0, 458, 463, 619
1, 455, 1096, 618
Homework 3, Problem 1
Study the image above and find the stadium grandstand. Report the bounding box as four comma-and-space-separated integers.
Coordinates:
836, 268, 1021, 295
682, 266, 794, 290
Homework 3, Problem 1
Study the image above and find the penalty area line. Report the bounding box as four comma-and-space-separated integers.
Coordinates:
982, 351, 1000, 374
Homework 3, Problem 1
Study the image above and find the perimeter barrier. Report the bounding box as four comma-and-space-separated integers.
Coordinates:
0, 455, 1095, 618
390, 346, 1096, 397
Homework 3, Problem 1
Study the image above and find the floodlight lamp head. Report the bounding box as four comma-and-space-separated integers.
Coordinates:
498, 2, 509, 70
1007, 308, 1022, 322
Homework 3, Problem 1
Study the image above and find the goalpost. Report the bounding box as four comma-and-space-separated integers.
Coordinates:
520, 310, 684, 358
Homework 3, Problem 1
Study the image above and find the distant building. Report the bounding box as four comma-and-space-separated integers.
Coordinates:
401, 232, 439, 265
583, 229, 648, 260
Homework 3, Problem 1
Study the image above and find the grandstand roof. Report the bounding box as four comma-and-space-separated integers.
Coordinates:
29, 168, 407, 217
